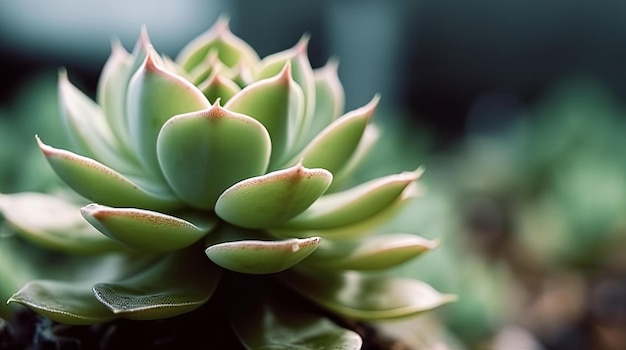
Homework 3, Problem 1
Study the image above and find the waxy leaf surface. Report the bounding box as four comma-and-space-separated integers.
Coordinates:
205, 237, 320, 274
215, 163, 332, 228
127, 48, 211, 172
81, 204, 215, 252
225, 64, 304, 167
285, 169, 422, 230
293, 96, 378, 176
157, 103, 271, 210
38, 137, 180, 211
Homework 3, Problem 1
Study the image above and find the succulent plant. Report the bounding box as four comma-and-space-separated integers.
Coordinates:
0, 18, 454, 348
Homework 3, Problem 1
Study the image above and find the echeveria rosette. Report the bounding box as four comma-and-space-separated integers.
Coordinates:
0, 18, 454, 348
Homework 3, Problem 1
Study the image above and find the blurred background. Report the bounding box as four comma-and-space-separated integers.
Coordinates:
1, 1, 625, 349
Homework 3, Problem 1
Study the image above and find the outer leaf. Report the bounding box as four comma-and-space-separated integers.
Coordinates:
225, 63, 304, 167
307, 59, 345, 139
230, 281, 362, 350
215, 162, 332, 228
280, 269, 457, 321
81, 204, 215, 252
255, 37, 316, 147
291, 96, 378, 176
205, 237, 320, 274
177, 17, 259, 71
58, 71, 131, 171
157, 102, 271, 210
127, 47, 211, 172
283, 169, 423, 230
38, 137, 181, 211
0, 192, 123, 254
271, 181, 421, 241
327, 125, 380, 192
6, 254, 141, 325
305, 233, 439, 270
9, 280, 115, 325
93, 249, 222, 320
96, 39, 135, 155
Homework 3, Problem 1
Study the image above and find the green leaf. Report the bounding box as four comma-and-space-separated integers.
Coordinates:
9, 280, 115, 325
230, 281, 362, 350
81, 204, 216, 252
255, 37, 316, 149
271, 181, 420, 241
127, 47, 211, 173
280, 269, 457, 320
305, 59, 345, 141
0, 192, 123, 254
38, 137, 181, 211
215, 162, 332, 228
225, 63, 304, 168
291, 96, 378, 176
327, 125, 380, 192
6, 254, 140, 325
93, 249, 222, 320
96, 39, 135, 156
58, 71, 132, 172
177, 17, 259, 71
157, 102, 271, 210
305, 234, 439, 270
283, 169, 423, 230
205, 237, 320, 274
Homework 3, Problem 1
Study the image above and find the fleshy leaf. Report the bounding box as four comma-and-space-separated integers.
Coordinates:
81, 204, 215, 252
305, 233, 439, 270
38, 137, 181, 211
96, 39, 135, 156
271, 183, 419, 241
225, 63, 304, 168
283, 169, 423, 230
177, 17, 259, 71
93, 249, 222, 320
280, 269, 457, 320
255, 37, 316, 146
215, 162, 332, 228
157, 102, 271, 210
205, 237, 320, 274
230, 281, 362, 350
327, 125, 380, 192
0, 192, 123, 254
7, 255, 140, 325
9, 280, 115, 325
307, 59, 345, 139
127, 47, 211, 172
58, 71, 130, 171
291, 96, 378, 176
